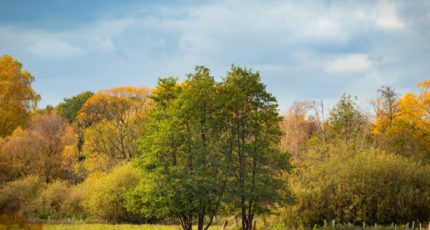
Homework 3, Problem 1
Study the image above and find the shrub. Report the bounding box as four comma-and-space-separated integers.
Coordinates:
287, 147, 430, 225
61, 183, 87, 218
36, 180, 70, 219
81, 163, 141, 223
0, 175, 44, 216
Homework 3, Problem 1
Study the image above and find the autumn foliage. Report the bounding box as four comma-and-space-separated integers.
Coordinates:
0, 55, 430, 229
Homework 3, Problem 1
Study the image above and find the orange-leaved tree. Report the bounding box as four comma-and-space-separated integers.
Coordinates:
0, 55, 40, 137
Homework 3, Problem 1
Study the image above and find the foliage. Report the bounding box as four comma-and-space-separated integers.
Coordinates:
0, 175, 44, 216
0, 55, 40, 137
82, 163, 141, 223
220, 66, 291, 230
280, 101, 317, 164
130, 66, 291, 230
288, 145, 430, 225
373, 81, 430, 161
326, 94, 370, 144
60, 183, 86, 218
57, 91, 94, 123
0, 112, 80, 183
128, 68, 226, 230
77, 87, 151, 173
36, 180, 71, 219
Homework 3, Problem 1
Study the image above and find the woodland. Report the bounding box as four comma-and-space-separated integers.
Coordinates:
1, 55, 430, 230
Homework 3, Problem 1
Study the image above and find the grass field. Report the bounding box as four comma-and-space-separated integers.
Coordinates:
40, 224, 224, 230
41, 224, 180, 230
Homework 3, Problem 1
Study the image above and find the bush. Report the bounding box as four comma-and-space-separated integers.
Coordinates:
287, 147, 430, 225
0, 175, 44, 216
61, 183, 87, 218
36, 180, 70, 219
81, 163, 141, 223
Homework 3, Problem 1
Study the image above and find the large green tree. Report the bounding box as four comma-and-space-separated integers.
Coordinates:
221, 66, 290, 230
129, 66, 290, 230
128, 67, 229, 230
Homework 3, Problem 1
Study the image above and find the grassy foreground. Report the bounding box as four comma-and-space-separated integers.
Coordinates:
41, 224, 182, 230
41, 224, 224, 230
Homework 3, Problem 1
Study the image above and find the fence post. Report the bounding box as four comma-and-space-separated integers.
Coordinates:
332, 219, 336, 229
324, 219, 327, 228
362, 222, 365, 229
221, 220, 228, 230
412, 221, 415, 230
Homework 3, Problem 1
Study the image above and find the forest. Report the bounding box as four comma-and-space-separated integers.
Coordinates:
1, 54, 430, 230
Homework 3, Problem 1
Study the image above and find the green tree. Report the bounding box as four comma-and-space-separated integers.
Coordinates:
326, 94, 369, 144
0, 55, 40, 137
221, 66, 290, 230
129, 67, 228, 230
56, 91, 94, 123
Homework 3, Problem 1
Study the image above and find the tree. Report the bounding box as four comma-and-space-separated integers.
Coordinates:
130, 66, 290, 230
0, 55, 40, 137
0, 112, 79, 183
76, 87, 151, 172
372, 86, 399, 134
56, 91, 94, 123
372, 81, 430, 161
220, 66, 290, 230
280, 101, 317, 164
129, 68, 228, 230
326, 94, 369, 145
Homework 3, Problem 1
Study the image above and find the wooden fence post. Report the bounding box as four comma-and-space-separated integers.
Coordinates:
221, 220, 228, 230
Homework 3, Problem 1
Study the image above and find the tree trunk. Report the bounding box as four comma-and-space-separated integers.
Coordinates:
198, 201, 205, 230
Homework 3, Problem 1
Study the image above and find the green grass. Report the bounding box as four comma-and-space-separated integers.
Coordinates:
41, 224, 225, 230
41, 224, 181, 230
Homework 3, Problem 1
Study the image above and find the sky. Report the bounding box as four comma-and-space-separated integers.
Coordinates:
0, 0, 429, 112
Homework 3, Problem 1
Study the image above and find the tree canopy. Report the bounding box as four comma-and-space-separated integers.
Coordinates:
0, 55, 40, 137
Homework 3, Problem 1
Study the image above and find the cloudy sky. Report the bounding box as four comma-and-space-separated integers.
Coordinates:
0, 0, 429, 112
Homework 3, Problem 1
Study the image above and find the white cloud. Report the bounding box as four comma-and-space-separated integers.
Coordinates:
27, 40, 83, 58
91, 37, 115, 52
375, 0, 405, 30
326, 54, 371, 74
1, 0, 429, 112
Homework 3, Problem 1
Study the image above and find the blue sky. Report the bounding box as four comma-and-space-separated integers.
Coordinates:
0, 0, 429, 112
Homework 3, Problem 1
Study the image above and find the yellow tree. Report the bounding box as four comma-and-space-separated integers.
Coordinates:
373, 80, 430, 160
0, 55, 40, 137
76, 87, 152, 172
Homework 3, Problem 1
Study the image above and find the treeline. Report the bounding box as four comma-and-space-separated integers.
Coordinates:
0, 54, 430, 230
